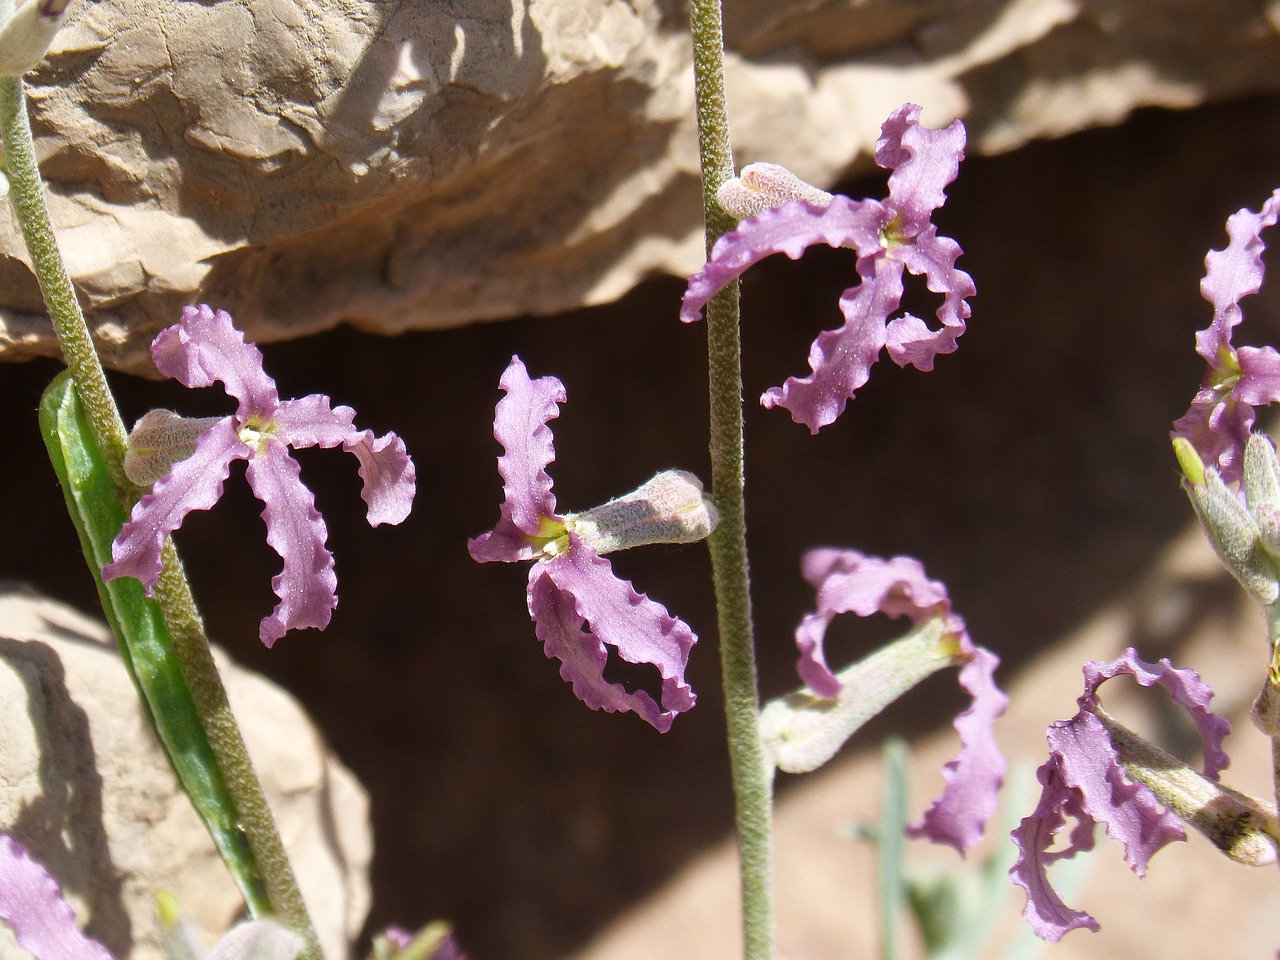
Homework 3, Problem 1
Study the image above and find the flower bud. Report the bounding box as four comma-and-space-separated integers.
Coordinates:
1244, 433, 1280, 556
717, 162, 833, 220
0, 0, 72, 78
565, 469, 717, 555
1175, 437, 1280, 604
123, 408, 221, 485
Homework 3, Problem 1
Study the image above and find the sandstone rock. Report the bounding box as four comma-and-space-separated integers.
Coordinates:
0, 586, 371, 960
1, 0, 1279, 373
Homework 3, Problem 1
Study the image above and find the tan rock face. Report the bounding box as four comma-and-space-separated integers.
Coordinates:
2, 0, 1280, 372
0, 587, 371, 960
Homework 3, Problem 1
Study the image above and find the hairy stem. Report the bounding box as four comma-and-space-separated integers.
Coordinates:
688, 3, 775, 957
1, 75, 320, 958
0, 76, 129, 486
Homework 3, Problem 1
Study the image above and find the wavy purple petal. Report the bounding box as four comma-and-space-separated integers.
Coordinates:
1175, 190, 1280, 483
469, 357, 566, 562
794, 549, 958, 696
528, 535, 696, 731
762, 255, 902, 432
1195, 190, 1280, 365
1235, 345, 1280, 408
877, 104, 967, 233
273, 394, 358, 448
104, 420, 245, 592
1082, 649, 1231, 779
680, 196, 888, 325
151, 305, 279, 422
1051, 710, 1185, 874
883, 226, 975, 371
907, 643, 1008, 853
1010, 758, 1102, 942
0, 836, 115, 960
245, 439, 337, 646
275, 395, 416, 525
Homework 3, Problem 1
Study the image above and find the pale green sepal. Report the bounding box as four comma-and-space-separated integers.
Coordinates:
124, 409, 223, 485
0, 0, 70, 78
1244, 433, 1280, 510
1181, 464, 1279, 604
717, 162, 834, 220
1100, 708, 1280, 866
565, 469, 717, 555
1244, 433, 1280, 555
760, 619, 956, 773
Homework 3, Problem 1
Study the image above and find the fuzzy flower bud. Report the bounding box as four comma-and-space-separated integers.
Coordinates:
1174, 436, 1279, 604
0, 0, 72, 78
1243, 433, 1280, 556
123, 409, 224, 486
564, 470, 717, 555
717, 162, 833, 220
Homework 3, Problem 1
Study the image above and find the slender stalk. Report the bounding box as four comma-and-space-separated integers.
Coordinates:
1, 75, 320, 958
0, 76, 129, 487
688, 3, 775, 957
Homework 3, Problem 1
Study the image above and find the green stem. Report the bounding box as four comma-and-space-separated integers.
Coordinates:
1, 75, 320, 958
688, 4, 775, 958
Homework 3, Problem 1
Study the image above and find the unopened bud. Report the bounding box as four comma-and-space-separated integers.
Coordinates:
717, 162, 833, 220
0, 0, 72, 77
565, 469, 717, 555
1177, 438, 1279, 604
1244, 433, 1280, 557
124, 409, 221, 486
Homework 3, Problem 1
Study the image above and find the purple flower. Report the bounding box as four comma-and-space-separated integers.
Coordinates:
760, 548, 1007, 854
468, 357, 716, 732
681, 104, 975, 433
103, 305, 416, 646
1010, 650, 1233, 942
1173, 189, 1280, 485
0, 835, 113, 960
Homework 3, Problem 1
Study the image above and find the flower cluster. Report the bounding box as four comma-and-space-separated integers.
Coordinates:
760, 548, 1008, 853
104, 305, 416, 646
468, 356, 717, 732
681, 104, 975, 432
